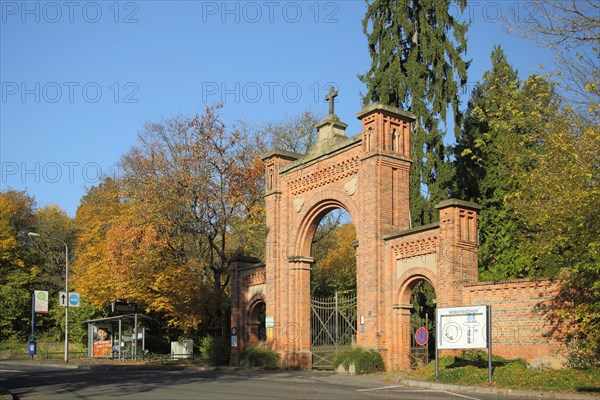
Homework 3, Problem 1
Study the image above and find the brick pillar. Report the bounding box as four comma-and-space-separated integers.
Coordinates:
262, 149, 301, 364
283, 256, 313, 369
355, 103, 415, 353
435, 199, 481, 307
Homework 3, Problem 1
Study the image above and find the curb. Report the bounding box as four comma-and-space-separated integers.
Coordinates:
0, 360, 240, 372
395, 378, 600, 400
0, 387, 15, 400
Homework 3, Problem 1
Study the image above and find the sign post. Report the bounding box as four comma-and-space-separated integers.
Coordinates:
487, 305, 492, 383
30, 290, 49, 359
436, 305, 493, 383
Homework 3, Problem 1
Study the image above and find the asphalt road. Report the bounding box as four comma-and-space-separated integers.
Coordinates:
0, 362, 538, 400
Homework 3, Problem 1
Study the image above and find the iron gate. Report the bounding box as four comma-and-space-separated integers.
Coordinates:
310, 293, 357, 369
410, 315, 432, 368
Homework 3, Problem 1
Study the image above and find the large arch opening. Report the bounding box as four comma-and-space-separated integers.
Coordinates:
310, 208, 356, 298
306, 207, 357, 369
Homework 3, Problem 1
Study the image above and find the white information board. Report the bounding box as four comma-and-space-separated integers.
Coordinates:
436, 305, 488, 350
34, 290, 49, 313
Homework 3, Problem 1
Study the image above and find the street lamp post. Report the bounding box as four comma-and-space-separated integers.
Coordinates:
28, 232, 69, 363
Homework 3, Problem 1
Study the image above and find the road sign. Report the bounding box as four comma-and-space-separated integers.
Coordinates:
59, 291, 80, 307
34, 290, 49, 313
415, 327, 428, 346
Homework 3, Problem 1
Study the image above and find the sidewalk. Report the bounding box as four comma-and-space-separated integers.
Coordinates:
394, 377, 600, 400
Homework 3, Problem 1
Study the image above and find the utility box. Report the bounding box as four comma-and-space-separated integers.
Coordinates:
171, 339, 193, 359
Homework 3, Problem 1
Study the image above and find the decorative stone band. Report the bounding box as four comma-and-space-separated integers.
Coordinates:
288, 155, 360, 196
391, 236, 438, 260
242, 271, 266, 287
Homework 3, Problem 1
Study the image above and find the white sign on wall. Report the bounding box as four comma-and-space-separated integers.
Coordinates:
436, 305, 488, 350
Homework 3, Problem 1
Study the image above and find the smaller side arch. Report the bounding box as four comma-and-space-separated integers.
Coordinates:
391, 267, 438, 370
396, 267, 438, 305
246, 294, 266, 344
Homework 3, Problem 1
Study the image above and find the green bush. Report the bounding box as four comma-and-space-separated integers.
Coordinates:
240, 344, 280, 368
332, 347, 385, 374
566, 339, 600, 370
199, 335, 230, 365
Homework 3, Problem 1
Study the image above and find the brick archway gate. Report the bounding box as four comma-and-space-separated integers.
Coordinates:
261, 103, 424, 369
232, 102, 489, 370
232, 101, 567, 370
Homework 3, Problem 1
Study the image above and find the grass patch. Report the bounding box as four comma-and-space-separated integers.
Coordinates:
403, 351, 600, 393
333, 347, 385, 375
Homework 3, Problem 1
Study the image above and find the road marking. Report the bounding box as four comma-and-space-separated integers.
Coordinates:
441, 391, 482, 400
0, 369, 23, 373
357, 385, 484, 400
357, 385, 403, 392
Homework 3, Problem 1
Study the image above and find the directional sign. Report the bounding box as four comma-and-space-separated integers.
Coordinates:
34, 290, 49, 313
59, 291, 81, 307
415, 327, 428, 346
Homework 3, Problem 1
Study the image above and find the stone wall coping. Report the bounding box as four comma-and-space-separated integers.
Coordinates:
464, 277, 554, 288
360, 151, 412, 164
435, 198, 482, 210
229, 255, 262, 264
382, 222, 439, 241
279, 133, 362, 174
237, 263, 266, 272
356, 102, 417, 121
261, 149, 303, 162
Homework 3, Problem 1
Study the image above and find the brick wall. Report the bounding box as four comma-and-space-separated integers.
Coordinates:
463, 279, 564, 368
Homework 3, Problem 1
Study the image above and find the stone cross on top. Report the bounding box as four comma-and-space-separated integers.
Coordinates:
325, 86, 338, 116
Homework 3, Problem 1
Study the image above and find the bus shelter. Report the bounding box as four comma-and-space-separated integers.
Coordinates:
84, 313, 153, 360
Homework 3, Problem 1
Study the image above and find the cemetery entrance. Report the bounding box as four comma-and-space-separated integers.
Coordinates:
310, 292, 357, 369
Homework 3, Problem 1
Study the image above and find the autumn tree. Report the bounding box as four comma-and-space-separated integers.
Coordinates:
72, 178, 126, 307
119, 105, 264, 334
0, 189, 38, 340
510, 0, 599, 111
228, 109, 324, 261
360, 0, 469, 225
311, 211, 356, 297
0, 190, 80, 341
506, 0, 599, 367
260, 109, 323, 155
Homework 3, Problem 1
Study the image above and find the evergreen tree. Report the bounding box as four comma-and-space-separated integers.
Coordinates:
360, 0, 469, 225
454, 46, 559, 280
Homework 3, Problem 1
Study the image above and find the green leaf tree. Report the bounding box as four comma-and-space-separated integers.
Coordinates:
360, 0, 469, 225
453, 46, 563, 280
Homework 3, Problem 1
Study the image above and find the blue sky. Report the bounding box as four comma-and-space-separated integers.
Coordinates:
1, 1, 556, 216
